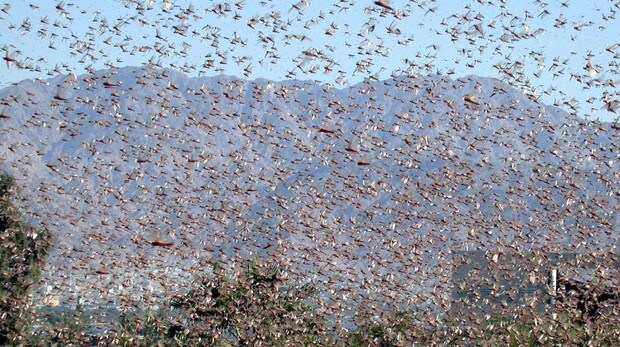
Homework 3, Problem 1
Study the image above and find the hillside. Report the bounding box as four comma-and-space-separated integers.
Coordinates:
0, 67, 618, 317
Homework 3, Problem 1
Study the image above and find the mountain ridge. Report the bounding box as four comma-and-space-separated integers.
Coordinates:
0, 67, 617, 314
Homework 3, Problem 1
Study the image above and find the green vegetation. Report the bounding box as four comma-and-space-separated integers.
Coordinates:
0, 171, 618, 345
111, 261, 333, 346
0, 172, 52, 345
26, 265, 619, 346
446, 307, 620, 347
346, 311, 433, 346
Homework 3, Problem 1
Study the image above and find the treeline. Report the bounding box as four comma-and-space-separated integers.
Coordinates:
29, 261, 619, 346
1, 172, 618, 346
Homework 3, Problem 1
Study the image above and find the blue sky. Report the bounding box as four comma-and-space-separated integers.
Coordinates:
1, 0, 618, 121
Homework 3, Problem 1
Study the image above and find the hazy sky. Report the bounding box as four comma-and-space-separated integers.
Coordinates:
1, 0, 618, 121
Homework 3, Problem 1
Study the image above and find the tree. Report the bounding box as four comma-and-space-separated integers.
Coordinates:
114, 261, 333, 346
169, 261, 331, 346
0, 172, 51, 345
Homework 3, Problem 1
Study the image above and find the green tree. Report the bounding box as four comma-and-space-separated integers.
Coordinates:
114, 261, 332, 346
0, 172, 51, 345
170, 261, 331, 346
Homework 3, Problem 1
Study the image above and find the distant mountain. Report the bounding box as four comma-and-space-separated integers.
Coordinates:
0, 67, 618, 316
